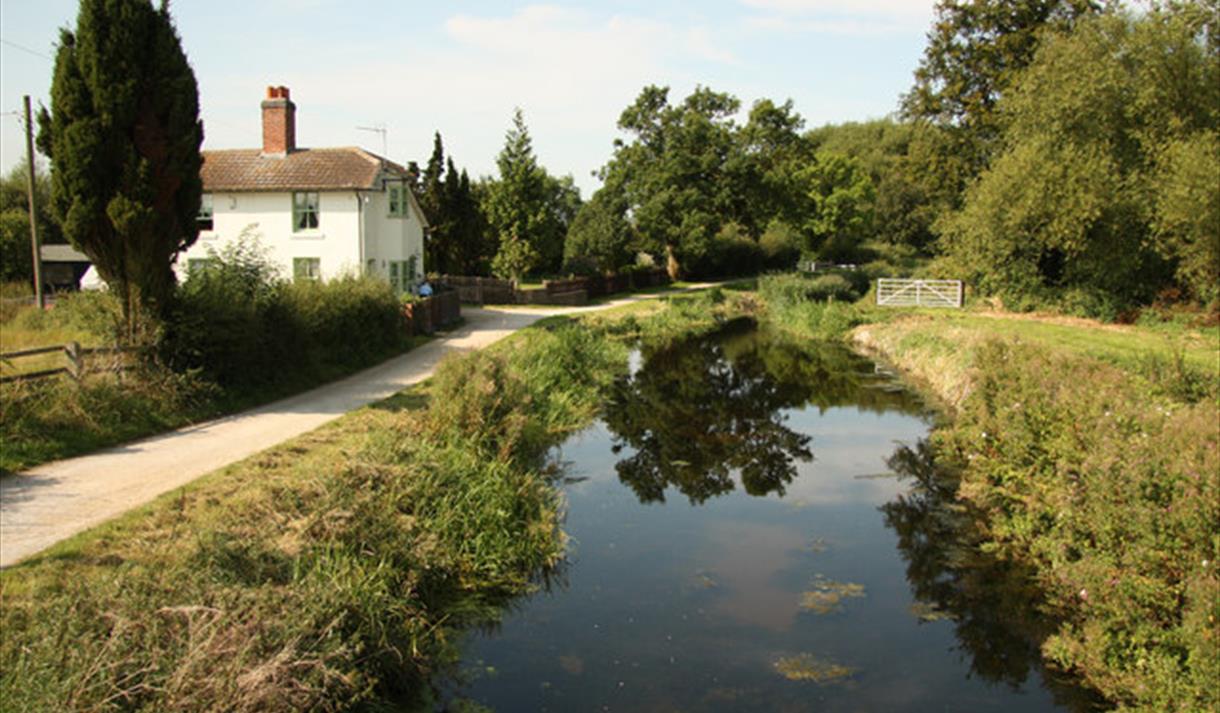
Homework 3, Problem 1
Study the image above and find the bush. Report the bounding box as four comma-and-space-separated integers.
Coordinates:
759, 220, 801, 270
691, 222, 765, 278
560, 255, 601, 278
163, 241, 407, 394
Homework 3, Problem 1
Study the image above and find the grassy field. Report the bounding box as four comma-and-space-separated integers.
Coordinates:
0, 290, 747, 712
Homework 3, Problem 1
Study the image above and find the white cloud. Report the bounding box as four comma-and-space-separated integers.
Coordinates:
742, 0, 934, 19
742, 0, 935, 34
745, 15, 910, 36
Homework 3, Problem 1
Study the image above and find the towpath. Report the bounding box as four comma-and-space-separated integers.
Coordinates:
0, 290, 701, 567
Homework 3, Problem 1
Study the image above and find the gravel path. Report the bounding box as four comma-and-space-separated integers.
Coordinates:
0, 292, 694, 567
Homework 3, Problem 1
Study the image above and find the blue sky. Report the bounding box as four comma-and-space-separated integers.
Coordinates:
0, 0, 935, 195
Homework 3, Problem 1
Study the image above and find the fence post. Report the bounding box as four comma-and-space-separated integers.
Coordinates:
65, 341, 82, 380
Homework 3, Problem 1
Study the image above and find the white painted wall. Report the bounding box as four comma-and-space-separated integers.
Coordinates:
179, 191, 362, 282
362, 186, 426, 284
180, 185, 426, 289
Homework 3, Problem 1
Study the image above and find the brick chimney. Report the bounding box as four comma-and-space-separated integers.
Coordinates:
261, 86, 296, 155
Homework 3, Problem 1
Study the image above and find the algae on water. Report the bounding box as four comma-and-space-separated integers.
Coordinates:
774, 653, 857, 684
799, 575, 866, 614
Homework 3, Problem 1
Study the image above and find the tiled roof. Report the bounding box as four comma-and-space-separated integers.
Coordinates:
201, 147, 409, 192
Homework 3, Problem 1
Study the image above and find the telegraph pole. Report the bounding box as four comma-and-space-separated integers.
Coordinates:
24, 95, 44, 309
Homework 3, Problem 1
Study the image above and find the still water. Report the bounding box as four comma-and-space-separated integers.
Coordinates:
453, 324, 1087, 712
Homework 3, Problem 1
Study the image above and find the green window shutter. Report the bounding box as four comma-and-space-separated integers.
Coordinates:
389, 261, 400, 291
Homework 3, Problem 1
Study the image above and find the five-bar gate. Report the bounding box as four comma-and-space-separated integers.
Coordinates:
876, 279, 963, 308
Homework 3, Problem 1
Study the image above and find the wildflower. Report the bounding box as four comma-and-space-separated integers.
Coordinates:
1079, 588, 1088, 601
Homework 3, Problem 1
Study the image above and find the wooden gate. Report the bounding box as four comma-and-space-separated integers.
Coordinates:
876, 279, 963, 308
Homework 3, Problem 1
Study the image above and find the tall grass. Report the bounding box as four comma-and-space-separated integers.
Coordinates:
757, 273, 880, 341
850, 317, 1219, 711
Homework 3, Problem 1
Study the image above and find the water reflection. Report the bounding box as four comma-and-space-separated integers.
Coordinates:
882, 441, 1107, 711
603, 322, 921, 505
450, 324, 1091, 712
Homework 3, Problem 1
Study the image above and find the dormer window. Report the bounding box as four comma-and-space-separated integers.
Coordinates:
197, 194, 213, 231
388, 185, 407, 217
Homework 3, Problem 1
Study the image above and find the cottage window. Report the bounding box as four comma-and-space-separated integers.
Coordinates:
388, 186, 406, 217
293, 257, 321, 282
387, 259, 416, 293
366, 258, 377, 275
292, 192, 319, 232
197, 194, 213, 231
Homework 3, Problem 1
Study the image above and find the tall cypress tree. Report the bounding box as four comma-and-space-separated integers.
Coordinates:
37, 0, 203, 336
421, 132, 446, 272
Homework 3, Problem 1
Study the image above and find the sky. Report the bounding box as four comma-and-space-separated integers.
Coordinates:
0, 0, 936, 196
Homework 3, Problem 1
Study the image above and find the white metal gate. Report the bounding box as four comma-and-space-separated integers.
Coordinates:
876, 279, 963, 308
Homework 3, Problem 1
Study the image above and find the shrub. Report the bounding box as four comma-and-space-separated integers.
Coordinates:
560, 255, 601, 278
163, 240, 407, 394
692, 222, 765, 278
939, 340, 1219, 710
759, 220, 802, 270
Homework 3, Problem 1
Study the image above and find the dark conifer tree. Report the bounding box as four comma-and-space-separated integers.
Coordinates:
37, 0, 203, 334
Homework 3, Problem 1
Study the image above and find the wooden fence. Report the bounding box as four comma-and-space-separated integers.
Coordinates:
0, 342, 141, 384
402, 288, 462, 336
438, 268, 670, 306
876, 279, 963, 308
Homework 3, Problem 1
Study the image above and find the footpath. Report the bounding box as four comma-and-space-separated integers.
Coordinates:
1, 289, 704, 567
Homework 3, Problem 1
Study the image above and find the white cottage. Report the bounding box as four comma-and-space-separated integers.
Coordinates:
181, 86, 427, 292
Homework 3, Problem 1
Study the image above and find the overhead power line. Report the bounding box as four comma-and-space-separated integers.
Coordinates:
0, 38, 53, 61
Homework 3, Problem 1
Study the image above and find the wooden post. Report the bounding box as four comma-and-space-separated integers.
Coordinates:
24, 96, 44, 310
65, 341, 82, 380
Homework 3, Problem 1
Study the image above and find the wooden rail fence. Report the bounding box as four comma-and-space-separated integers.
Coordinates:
876, 279, 963, 308
0, 342, 140, 384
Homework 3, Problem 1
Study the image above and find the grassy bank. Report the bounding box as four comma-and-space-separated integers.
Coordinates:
759, 274, 1218, 710
0, 290, 748, 711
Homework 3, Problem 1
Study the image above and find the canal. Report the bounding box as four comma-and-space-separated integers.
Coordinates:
450, 323, 1091, 712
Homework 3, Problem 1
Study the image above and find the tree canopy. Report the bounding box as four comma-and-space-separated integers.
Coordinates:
939, 5, 1219, 308
903, 0, 1101, 167
0, 159, 64, 284
416, 134, 488, 276
37, 0, 203, 331
483, 109, 580, 276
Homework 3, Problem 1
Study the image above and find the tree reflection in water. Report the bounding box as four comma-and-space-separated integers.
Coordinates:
602, 321, 919, 505
882, 441, 1108, 712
